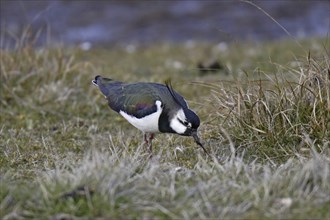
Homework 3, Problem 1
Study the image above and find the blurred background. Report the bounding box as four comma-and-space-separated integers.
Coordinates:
1, 0, 329, 48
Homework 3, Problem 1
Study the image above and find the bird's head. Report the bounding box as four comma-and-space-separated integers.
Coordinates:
164, 80, 208, 155
169, 108, 200, 136
169, 108, 208, 155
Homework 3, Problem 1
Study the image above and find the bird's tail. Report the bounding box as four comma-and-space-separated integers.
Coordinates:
92, 75, 117, 97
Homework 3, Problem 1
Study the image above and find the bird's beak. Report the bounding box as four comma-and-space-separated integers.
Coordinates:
191, 131, 209, 156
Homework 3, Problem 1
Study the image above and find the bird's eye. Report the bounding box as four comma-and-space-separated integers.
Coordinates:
178, 119, 188, 126
178, 118, 191, 128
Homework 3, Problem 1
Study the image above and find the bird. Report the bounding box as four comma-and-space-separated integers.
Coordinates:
92, 75, 208, 155
197, 60, 227, 75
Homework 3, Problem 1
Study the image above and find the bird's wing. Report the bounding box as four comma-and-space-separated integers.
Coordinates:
122, 94, 159, 119
107, 83, 161, 119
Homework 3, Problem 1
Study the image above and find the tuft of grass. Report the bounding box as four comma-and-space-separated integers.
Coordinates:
204, 50, 330, 162
0, 33, 329, 219
2, 146, 329, 219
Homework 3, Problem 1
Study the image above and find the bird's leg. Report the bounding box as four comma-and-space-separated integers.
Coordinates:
144, 133, 149, 146
148, 133, 154, 153
143, 133, 154, 155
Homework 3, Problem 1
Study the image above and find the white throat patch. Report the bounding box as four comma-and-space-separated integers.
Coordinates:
169, 108, 187, 134
120, 100, 162, 133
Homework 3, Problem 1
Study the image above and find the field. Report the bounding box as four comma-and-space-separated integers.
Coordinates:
1, 35, 329, 219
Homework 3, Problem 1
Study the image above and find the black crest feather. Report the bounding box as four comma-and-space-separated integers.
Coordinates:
165, 79, 184, 107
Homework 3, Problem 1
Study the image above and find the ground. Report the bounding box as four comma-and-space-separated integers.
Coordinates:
1, 36, 329, 219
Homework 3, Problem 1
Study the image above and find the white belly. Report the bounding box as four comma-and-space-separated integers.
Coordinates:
119, 100, 162, 133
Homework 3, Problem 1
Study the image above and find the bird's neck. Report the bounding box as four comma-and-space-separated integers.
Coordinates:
158, 111, 175, 133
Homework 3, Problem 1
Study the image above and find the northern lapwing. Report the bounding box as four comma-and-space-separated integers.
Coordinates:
92, 75, 208, 155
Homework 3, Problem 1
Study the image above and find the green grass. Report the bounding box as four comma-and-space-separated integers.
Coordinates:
1, 36, 329, 219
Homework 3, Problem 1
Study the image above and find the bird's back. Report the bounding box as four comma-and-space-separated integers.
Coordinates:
93, 76, 187, 118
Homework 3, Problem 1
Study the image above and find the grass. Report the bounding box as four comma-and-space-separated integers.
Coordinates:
0, 34, 329, 219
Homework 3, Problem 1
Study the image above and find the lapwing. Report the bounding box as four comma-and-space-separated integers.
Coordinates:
92, 75, 208, 155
